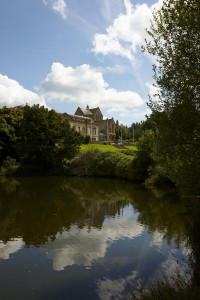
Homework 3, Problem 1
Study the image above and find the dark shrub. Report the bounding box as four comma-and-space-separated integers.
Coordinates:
69, 149, 137, 181
0, 157, 20, 176
115, 154, 135, 180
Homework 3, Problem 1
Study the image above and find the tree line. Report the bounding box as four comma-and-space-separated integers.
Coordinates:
140, 0, 200, 197
0, 104, 82, 175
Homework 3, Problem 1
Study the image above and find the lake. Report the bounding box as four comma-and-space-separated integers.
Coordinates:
0, 176, 191, 300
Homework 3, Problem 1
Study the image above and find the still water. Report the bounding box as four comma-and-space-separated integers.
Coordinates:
0, 176, 191, 300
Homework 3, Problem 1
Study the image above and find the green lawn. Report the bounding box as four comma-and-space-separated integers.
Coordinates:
80, 144, 120, 152
124, 145, 138, 151
80, 144, 137, 152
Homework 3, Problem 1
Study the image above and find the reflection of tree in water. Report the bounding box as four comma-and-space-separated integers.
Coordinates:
0, 177, 139, 245
0, 176, 194, 255
0, 176, 21, 194
132, 189, 188, 246
64, 178, 136, 230
183, 198, 200, 289
132, 198, 200, 300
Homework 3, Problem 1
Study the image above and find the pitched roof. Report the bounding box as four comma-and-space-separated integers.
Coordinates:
62, 112, 92, 122
78, 107, 93, 116
89, 107, 100, 114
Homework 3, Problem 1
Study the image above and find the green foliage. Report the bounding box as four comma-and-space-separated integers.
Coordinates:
131, 130, 155, 182
124, 145, 138, 151
94, 150, 121, 177
69, 149, 98, 176
71, 137, 153, 182
69, 149, 118, 177
0, 157, 20, 176
0, 107, 23, 164
128, 121, 146, 141
16, 105, 82, 173
68, 149, 144, 181
115, 154, 135, 180
80, 143, 121, 152
120, 148, 137, 156
144, 0, 200, 110
0, 105, 82, 175
143, 0, 200, 195
83, 135, 90, 144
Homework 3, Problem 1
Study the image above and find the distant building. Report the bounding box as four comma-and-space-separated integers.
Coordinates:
64, 105, 116, 142
99, 118, 116, 141
62, 112, 99, 142
75, 105, 103, 122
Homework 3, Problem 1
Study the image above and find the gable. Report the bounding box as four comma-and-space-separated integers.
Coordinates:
75, 107, 93, 117
75, 107, 84, 116
89, 107, 103, 121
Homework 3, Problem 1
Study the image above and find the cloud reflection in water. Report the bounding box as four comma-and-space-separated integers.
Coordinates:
42, 205, 144, 271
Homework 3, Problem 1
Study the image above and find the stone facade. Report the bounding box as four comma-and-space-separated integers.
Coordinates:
99, 118, 116, 141
64, 105, 116, 142
62, 112, 99, 142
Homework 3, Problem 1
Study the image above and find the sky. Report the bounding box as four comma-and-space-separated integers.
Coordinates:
0, 0, 163, 126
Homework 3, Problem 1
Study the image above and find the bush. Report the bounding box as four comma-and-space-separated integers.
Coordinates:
69, 149, 116, 177
67, 146, 158, 182
120, 149, 137, 156
145, 174, 175, 189
69, 149, 97, 176
0, 157, 20, 176
95, 151, 123, 177
130, 130, 155, 182
83, 135, 90, 144
115, 154, 135, 180
68, 149, 138, 181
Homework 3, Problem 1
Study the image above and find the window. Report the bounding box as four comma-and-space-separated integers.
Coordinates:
92, 128, 96, 135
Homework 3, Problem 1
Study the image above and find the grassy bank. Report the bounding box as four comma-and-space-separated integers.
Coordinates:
80, 143, 137, 152
65, 146, 149, 182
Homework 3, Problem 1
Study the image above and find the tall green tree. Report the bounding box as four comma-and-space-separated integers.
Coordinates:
0, 107, 23, 164
17, 105, 82, 173
144, 0, 200, 195
128, 121, 148, 142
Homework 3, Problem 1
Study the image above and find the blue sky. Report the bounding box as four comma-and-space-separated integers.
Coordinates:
0, 0, 163, 126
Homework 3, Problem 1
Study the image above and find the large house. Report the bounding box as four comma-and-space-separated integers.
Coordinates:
99, 118, 116, 142
75, 105, 103, 122
63, 105, 116, 142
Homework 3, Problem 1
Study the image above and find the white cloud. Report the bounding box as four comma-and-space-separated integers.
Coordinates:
43, 0, 68, 20
99, 64, 127, 74
0, 239, 24, 259
92, 0, 163, 63
161, 245, 191, 280
42, 205, 144, 271
37, 62, 145, 120
0, 74, 47, 108
96, 271, 138, 300
149, 232, 191, 281
150, 230, 164, 249
95, 239, 190, 300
